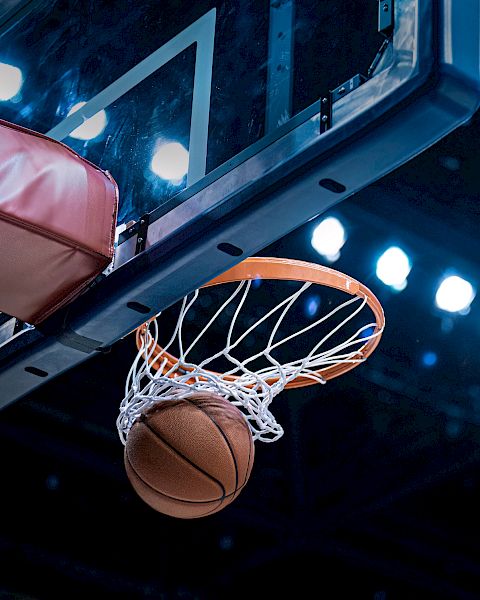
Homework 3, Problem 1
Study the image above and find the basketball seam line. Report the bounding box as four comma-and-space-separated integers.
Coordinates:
137, 420, 227, 500
185, 398, 239, 493
125, 453, 250, 505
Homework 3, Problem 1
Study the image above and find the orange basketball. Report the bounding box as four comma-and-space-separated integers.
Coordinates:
124, 393, 255, 518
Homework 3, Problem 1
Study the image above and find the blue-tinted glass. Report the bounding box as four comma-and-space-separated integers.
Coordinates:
0, 0, 380, 222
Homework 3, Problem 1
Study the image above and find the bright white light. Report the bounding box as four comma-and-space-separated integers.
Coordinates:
376, 246, 411, 290
0, 62, 23, 101
67, 101, 107, 140
435, 275, 475, 313
151, 142, 189, 181
311, 217, 346, 261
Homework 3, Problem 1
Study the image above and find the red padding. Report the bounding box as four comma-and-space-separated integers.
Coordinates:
0, 119, 118, 324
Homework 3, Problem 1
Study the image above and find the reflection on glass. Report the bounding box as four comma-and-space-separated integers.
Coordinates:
151, 142, 189, 182
67, 101, 107, 140
0, 62, 23, 101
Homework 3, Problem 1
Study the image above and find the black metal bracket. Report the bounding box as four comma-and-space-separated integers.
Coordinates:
135, 214, 150, 255
324, 0, 394, 115
13, 319, 24, 335
378, 0, 394, 36
320, 95, 332, 134
331, 74, 367, 103
322, 73, 368, 134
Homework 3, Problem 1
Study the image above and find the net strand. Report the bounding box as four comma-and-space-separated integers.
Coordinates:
117, 279, 382, 445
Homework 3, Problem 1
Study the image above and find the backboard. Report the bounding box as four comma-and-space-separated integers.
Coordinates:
0, 0, 479, 405
0, 0, 385, 225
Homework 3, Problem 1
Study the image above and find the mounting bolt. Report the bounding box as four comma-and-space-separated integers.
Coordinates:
321, 115, 328, 123
383, 2, 389, 10
322, 97, 328, 104
137, 237, 143, 244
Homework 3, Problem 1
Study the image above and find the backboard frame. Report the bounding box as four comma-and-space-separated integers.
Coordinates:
0, 0, 479, 407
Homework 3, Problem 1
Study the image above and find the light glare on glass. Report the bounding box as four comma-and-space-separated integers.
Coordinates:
68, 101, 108, 140
0, 63, 23, 101
151, 142, 189, 181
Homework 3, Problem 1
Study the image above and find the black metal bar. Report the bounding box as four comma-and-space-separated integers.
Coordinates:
134, 214, 150, 255
319, 95, 332, 133
12, 319, 24, 335
331, 74, 367, 103
378, 0, 394, 35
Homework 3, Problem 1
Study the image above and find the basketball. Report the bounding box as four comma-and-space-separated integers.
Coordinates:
124, 393, 255, 518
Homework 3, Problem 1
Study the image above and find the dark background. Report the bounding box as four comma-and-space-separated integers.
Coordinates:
1, 1, 480, 598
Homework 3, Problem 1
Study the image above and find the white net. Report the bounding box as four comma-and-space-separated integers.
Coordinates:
117, 277, 382, 445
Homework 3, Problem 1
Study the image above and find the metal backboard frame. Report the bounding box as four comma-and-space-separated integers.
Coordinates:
0, 0, 479, 407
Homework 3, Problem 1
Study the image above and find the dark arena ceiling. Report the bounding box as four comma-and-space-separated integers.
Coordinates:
1, 1, 480, 599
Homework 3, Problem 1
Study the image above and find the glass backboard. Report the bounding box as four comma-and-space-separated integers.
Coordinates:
0, 0, 384, 224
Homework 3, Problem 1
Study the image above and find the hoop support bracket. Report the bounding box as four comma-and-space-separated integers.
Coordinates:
135, 214, 150, 255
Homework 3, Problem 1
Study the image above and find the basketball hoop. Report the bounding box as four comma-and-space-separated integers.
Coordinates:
117, 257, 385, 444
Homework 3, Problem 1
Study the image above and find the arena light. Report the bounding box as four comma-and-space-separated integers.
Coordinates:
435, 275, 475, 313
311, 217, 346, 262
0, 62, 23, 101
151, 142, 189, 181
376, 246, 411, 290
67, 101, 107, 140
422, 351, 438, 367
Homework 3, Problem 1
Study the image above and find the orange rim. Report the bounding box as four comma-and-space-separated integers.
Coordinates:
136, 257, 385, 389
